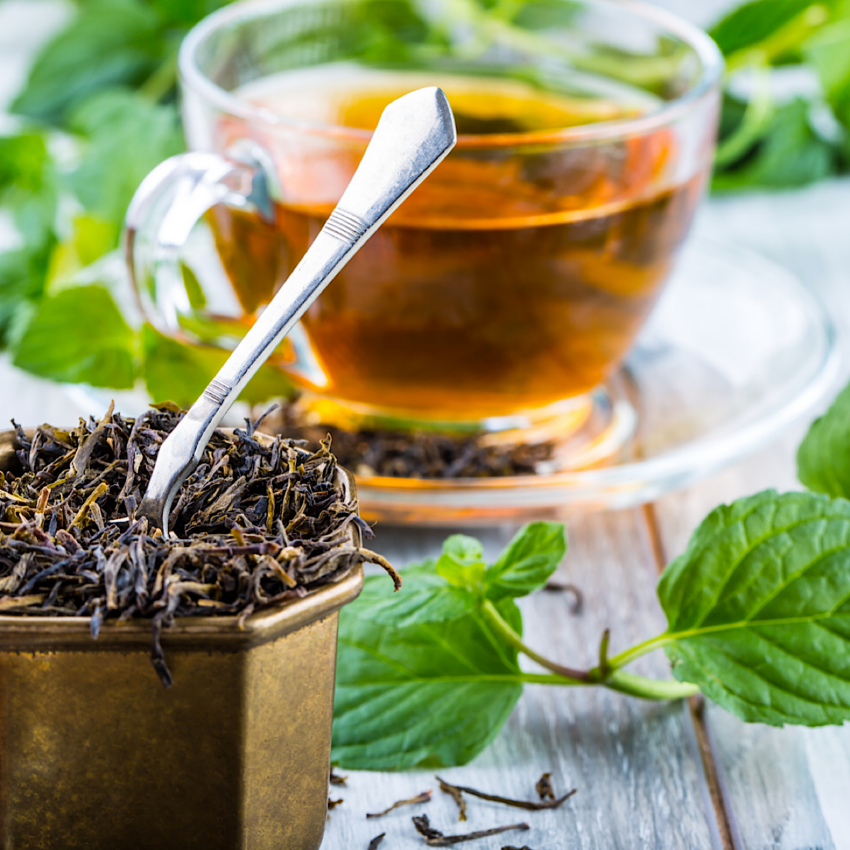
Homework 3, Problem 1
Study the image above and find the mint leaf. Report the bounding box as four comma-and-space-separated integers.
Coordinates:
142, 325, 286, 406
351, 561, 476, 628
11, 284, 137, 388
67, 91, 183, 227
11, 0, 166, 125
798, 379, 850, 498
443, 535, 484, 564
484, 521, 567, 601
0, 241, 54, 344
709, 0, 819, 58
333, 571, 524, 770
713, 98, 839, 192
436, 534, 487, 592
804, 16, 850, 157
149, 0, 231, 26
659, 490, 850, 726
0, 131, 57, 249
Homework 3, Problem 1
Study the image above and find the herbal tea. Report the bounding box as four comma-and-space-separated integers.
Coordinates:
209, 68, 707, 421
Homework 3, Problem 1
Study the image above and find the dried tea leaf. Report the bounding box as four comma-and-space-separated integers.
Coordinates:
542, 582, 583, 614
535, 773, 554, 801
367, 834, 386, 850
438, 776, 468, 821
329, 768, 347, 786
367, 790, 432, 818
412, 814, 530, 846
259, 403, 556, 479
435, 777, 576, 812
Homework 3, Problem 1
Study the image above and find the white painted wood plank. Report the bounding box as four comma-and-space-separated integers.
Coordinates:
323, 514, 716, 850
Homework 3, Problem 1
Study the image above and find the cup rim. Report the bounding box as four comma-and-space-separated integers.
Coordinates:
179, 0, 724, 147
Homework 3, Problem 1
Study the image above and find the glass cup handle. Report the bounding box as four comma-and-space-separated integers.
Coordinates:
124, 145, 278, 336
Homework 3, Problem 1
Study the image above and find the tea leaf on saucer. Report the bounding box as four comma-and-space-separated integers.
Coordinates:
333, 575, 523, 769
484, 522, 567, 601
658, 490, 850, 726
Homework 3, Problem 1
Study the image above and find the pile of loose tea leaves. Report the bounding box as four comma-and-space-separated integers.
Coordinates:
0, 403, 396, 686
259, 404, 555, 479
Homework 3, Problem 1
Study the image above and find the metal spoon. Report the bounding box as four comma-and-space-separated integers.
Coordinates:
138, 87, 457, 533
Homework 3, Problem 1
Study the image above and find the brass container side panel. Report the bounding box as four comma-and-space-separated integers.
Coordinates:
241, 611, 341, 850
0, 647, 245, 850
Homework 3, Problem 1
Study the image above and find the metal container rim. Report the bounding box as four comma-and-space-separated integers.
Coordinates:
0, 566, 364, 651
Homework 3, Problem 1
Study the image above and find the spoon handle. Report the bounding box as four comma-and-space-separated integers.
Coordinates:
141, 87, 456, 531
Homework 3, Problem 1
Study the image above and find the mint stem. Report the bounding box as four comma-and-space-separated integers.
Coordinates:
606, 634, 674, 671
604, 672, 698, 701
481, 600, 590, 683
480, 601, 697, 701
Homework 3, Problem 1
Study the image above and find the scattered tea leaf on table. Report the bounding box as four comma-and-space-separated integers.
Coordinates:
411, 814, 530, 847
658, 489, 850, 726
366, 790, 432, 818
332, 572, 525, 769
438, 776, 468, 821
435, 775, 576, 812
798, 378, 850, 498
535, 772, 555, 801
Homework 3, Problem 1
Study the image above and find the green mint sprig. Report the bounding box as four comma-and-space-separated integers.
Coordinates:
333, 376, 850, 769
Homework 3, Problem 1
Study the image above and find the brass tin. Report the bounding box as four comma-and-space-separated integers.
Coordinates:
0, 429, 364, 850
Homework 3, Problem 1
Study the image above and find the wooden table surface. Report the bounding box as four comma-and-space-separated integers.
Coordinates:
3, 2, 850, 848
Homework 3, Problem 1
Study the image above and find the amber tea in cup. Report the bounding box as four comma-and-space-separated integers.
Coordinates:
130, 0, 722, 436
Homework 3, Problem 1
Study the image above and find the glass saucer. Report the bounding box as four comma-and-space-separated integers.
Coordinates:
352, 239, 839, 525
62, 239, 838, 526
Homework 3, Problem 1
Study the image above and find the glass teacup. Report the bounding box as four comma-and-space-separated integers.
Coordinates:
127, 0, 722, 445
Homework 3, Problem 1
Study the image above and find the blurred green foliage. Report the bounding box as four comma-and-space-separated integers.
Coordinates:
0, 0, 849, 398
